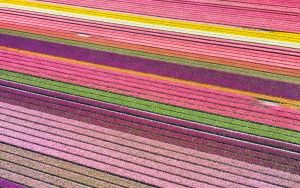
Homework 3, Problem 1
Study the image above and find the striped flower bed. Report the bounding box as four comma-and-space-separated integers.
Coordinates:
0, 0, 299, 187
